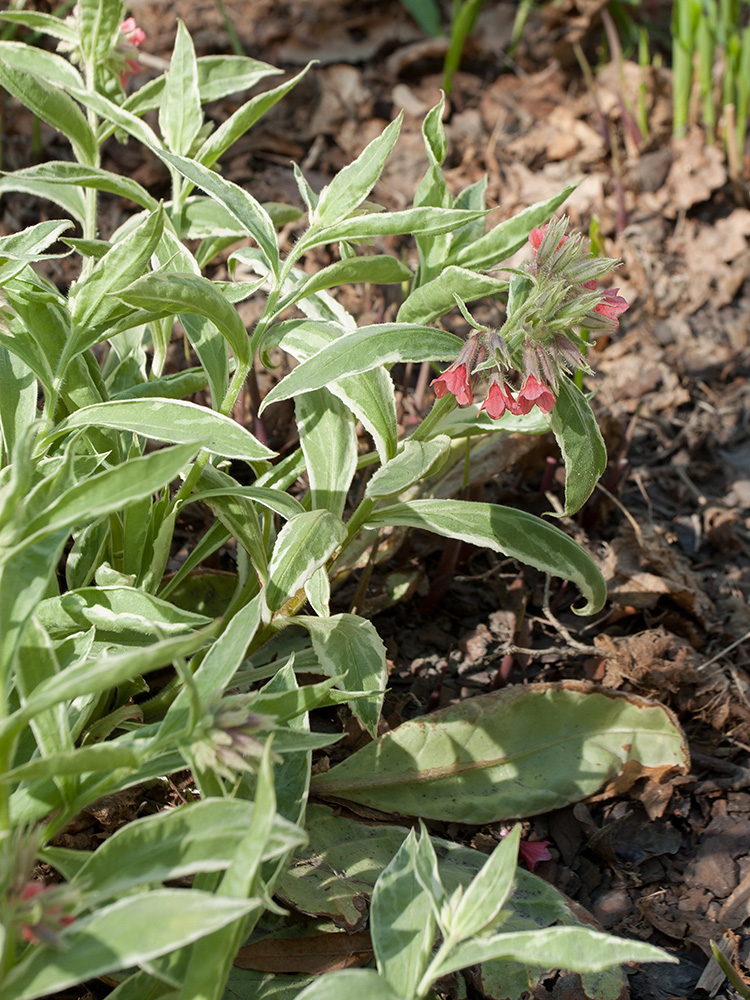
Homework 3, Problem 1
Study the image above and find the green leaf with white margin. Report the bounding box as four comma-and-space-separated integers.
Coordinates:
449, 184, 577, 271
273, 255, 412, 318
0, 890, 260, 1000
0, 49, 97, 166
370, 827, 436, 997
366, 499, 606, 615
187, 484, 304, 523
256, 660, 313, 826
448, 825, 520, 940
72, 796, 301, 899
0, 743, 140, 785
64, 81, 164, 150
34, 585, 210, 640
192, 465, 269, 581
366, 437, 451, 499
397, 266, 509, 325
121, 54, 283, 120
265, 511, 346, 615
413, 97, 452, 286
451, 175, 489, 258
150, 227, 230, 408
115, 272, 251, 371
304, 567, 330, 618
431, 926, 674, 981
2, 625, 214, 740
313, 113, 403, 228
0, 40, 84, 90
153, 147, 279, 278
262, 315, 398, 463
296, 968, 403, 1000
297, 206, 486, 254
296, 389, 357, 518
310, 683, 689, 823
159, 596, 262, 742
15, 617, 75, 803
548, 377, 606, 516
78, 0, 124, 62
15, 443, 201, 553
0, 347, 37, 458
0, 219, 75, 262
197, 63, 312, 170
69, 205, 165, 341
0, 163, 158, 212
0, 10, 78, 44
179, 744, 285, 1000
296, 614, 388, 738
46, 399, 275, 463
160, 20, 202, 156
0, 174, 86, 226
259, 324, 463, 412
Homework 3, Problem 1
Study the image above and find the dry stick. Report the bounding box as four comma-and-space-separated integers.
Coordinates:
697, 627, 750, 671
541, 575, 614, 658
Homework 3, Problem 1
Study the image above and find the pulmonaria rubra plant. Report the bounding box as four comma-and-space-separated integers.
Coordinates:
431, 216, 628, 417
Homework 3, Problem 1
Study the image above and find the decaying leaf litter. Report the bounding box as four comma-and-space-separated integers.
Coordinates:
2, 0, 750, 997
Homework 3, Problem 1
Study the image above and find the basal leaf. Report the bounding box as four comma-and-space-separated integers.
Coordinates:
311, 683, 689, 823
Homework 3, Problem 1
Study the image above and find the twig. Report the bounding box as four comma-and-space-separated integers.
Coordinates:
541, 576, 614, 656
697, 628, 750, 671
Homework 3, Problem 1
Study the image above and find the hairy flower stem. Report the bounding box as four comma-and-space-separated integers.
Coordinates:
411, 392, 457, 442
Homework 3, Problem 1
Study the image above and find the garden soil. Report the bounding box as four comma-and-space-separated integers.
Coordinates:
3, 1, 750, 997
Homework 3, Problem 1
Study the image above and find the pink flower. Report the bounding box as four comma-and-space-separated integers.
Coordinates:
593, 288, 628, 325
529, 224, 568, 254
118, 16, 145, 85
514, 374, 556, 414
18, 881, 75, 946
121, 16, 146, 47
430, 362, 473, 407
518, 839, 552, 872
430, 333, 486, 408
479, 377, 518, 419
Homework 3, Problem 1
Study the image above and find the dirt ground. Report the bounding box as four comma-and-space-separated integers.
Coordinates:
3, 1, 750, 998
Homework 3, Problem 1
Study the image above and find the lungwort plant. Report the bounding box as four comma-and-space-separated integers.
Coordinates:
0, 3, 684, 998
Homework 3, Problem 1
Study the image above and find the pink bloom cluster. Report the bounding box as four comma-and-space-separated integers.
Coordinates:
118, 16, 146, 86
16, 881, 75, 946
430, 220, 628, 419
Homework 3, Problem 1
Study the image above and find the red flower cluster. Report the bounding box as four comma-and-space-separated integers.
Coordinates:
430, 219, 629, 420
